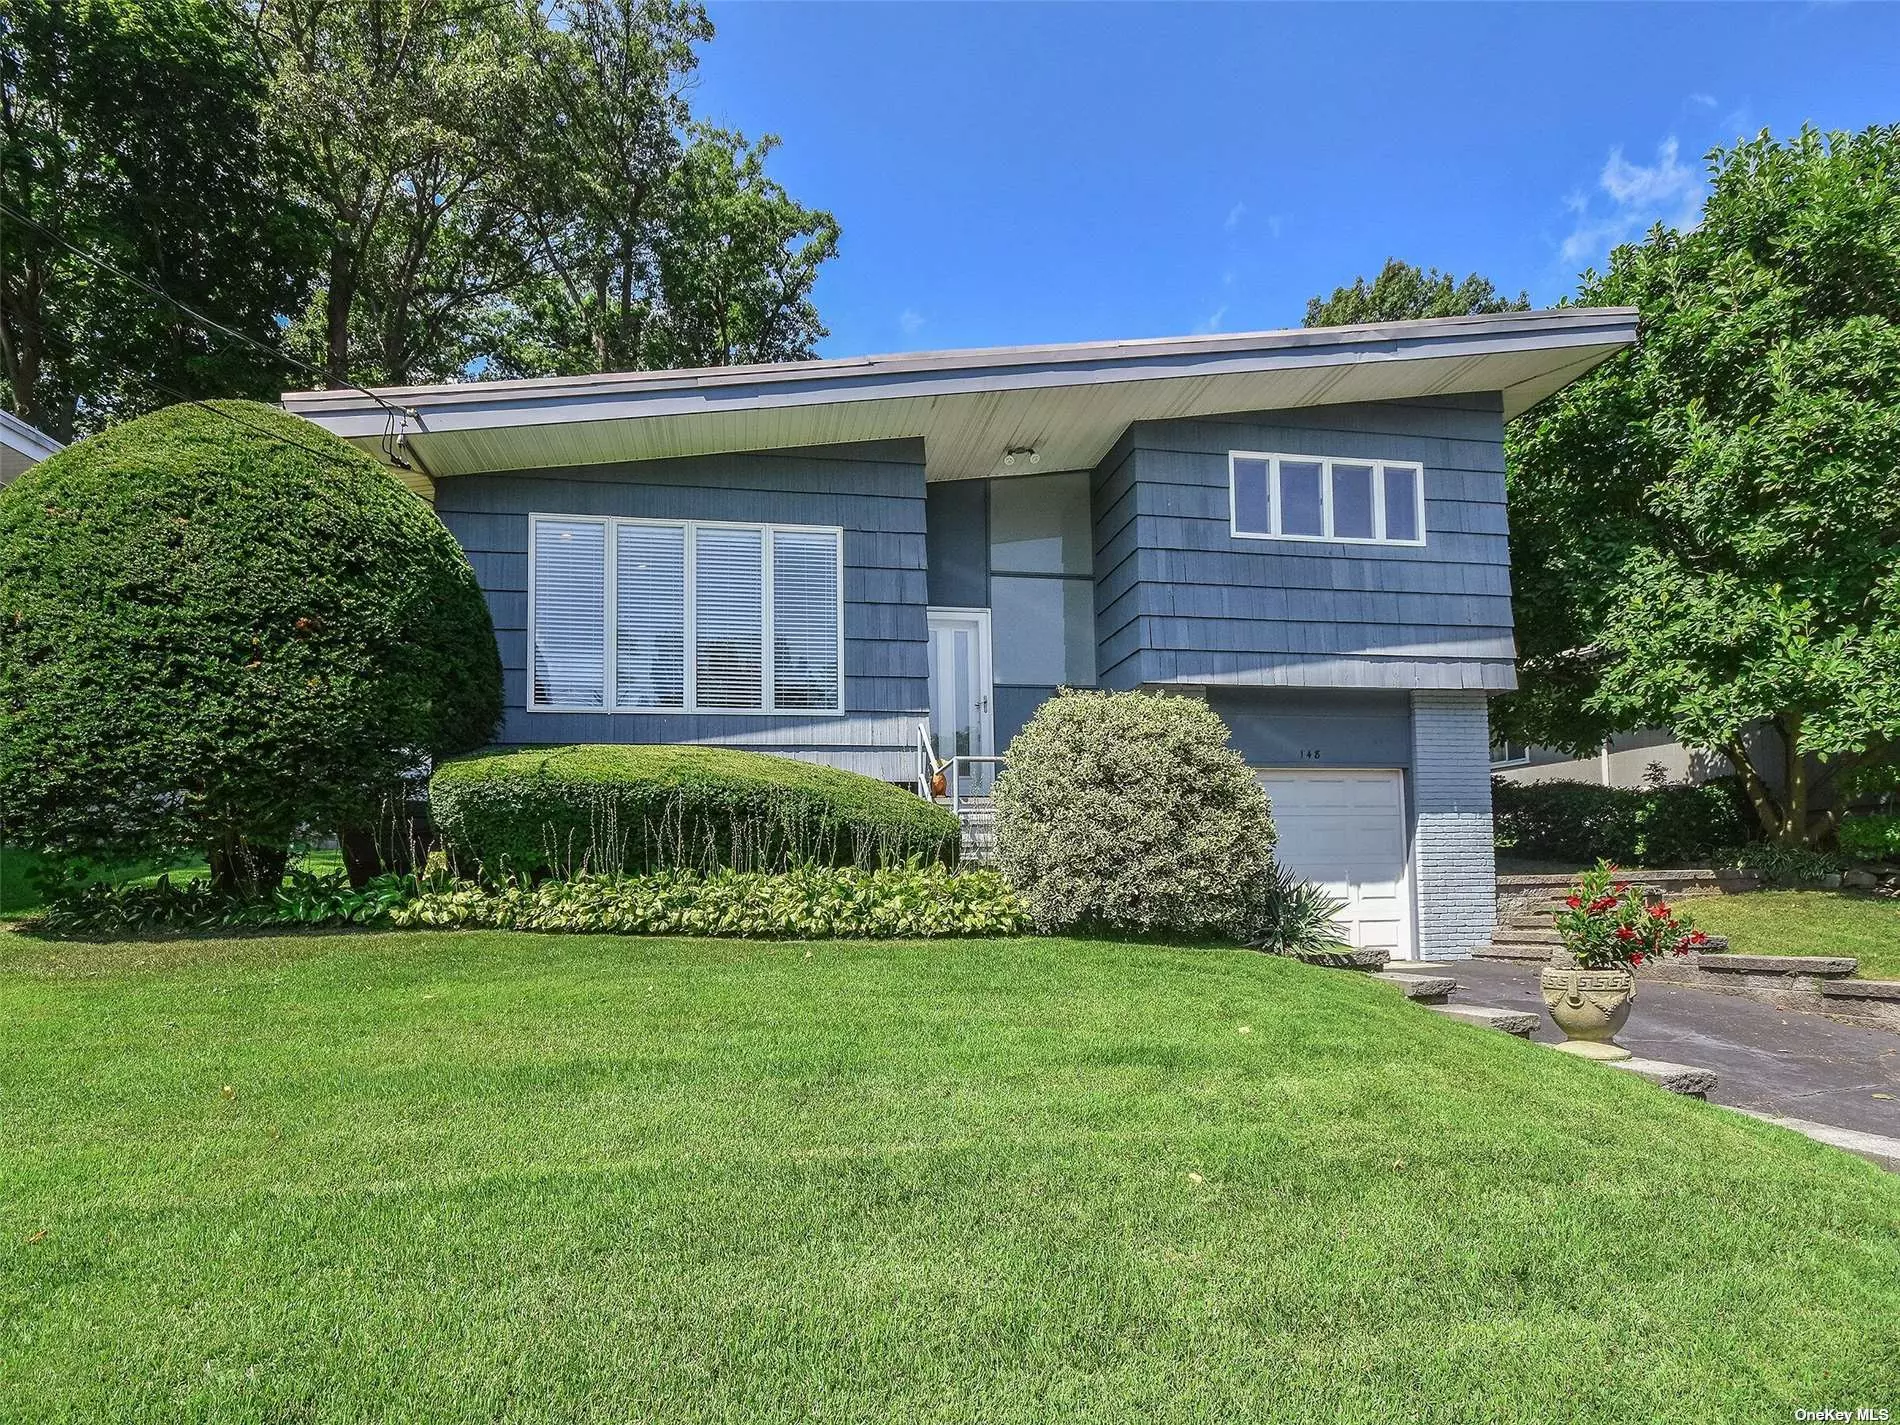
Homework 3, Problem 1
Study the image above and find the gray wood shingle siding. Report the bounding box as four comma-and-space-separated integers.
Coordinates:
436, 440, 929, 780
1090, 395, 1516, 693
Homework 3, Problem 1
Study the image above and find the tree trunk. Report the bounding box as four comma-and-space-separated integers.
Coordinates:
1777, 713, 1808, 845
324, 241, 357, 388
208, 838, 290, 896
1726, 734, 1786, 841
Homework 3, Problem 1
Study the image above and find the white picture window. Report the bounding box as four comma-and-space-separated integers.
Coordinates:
1228, 452, 1427, 546
529, 514, 844, 714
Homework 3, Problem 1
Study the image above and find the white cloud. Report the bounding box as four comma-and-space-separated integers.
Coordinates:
1265, 214, 1284, 239
1687, 92, 1717, 109
1558, 136, 1707, 268
1599, 137, 1698, 208
898, 308, 926, 336
1224, 202, 1246, 232
1194, 305, 1228, 335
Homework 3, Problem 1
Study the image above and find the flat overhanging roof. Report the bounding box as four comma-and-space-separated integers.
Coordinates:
283, 307, 1637, 482
0, 409, 63, 483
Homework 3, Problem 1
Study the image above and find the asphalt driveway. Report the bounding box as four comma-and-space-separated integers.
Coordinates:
1443, 956, 1900, 1141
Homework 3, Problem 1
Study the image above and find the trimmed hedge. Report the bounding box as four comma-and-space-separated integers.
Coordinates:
0, 400, 500, 881
1492, 775, 1755, 865
1840, 814, 1900, 863
430, 744, 961, 876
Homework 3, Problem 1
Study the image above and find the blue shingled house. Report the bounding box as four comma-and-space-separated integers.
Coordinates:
284, 308, 1637, 961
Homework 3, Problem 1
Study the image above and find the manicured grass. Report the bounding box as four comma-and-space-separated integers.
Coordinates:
1691, 890, 1900, 979
3, 931, 1896, 1423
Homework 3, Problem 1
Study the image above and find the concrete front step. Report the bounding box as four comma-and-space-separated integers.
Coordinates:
1474, 942, 1553, 964
1427, 1004, 1539, 1037
1369, 970, 1458, 1003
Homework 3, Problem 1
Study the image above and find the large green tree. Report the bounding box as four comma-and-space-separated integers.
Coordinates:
0, 0, 313, 439
1303, 258, 1528, 328
1499, 126, 1900, 844
499, 0, 838, 378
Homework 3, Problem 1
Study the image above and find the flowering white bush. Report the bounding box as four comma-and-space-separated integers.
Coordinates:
991, 690, 1278, 937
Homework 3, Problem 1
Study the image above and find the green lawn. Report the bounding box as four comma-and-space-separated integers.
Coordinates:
3, 931, 1896, 1423
1692, 890, 1900, 979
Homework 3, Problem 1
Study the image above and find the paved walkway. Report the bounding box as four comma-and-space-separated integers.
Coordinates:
1440, 957, 1900, 1143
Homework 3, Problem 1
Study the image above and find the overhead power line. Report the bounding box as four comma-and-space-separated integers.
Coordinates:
0, 196, 427, 470
0, 197, 414, 419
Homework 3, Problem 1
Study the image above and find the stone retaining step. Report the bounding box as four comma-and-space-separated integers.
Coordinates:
1473, 943, 1552, 964
1696, 953, 1858, 978
1609, 1057, 1719, 1098
1292, 947, 1391, 971
1498, 869, 1756, 893
1817, 978, 1900, 1003
1427, 1004, 1539, 1037
1370, 970, 1458, 1003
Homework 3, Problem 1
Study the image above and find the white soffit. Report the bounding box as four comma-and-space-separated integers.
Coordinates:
283, 309, 1637, 482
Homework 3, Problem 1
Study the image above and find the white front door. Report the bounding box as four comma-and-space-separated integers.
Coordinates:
927, 608, 994, 793
1256, 769, 1411, 958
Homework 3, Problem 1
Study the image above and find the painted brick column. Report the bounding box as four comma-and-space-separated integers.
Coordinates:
1410, 690, 1498, 960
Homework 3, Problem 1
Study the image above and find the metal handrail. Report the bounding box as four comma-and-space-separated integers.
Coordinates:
914, 722, 1005, 815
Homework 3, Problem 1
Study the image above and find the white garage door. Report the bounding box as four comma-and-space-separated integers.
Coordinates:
1257, 769, 1411, 957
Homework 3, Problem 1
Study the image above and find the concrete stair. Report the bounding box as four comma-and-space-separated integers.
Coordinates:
1370, 970, 1458, 1003
953, 799, 996, 864
1427, 1003, 1540, 1037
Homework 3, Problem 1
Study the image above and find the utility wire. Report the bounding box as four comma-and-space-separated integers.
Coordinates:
143, 380, 377, 474
0, 197, 414, 419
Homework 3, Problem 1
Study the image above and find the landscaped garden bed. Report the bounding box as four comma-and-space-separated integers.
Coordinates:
3, 928, 1895, 1421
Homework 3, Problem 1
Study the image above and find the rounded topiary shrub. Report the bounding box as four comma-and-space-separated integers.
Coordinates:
430, 744, 961, 877
0, 401, 501, 888
991, 689, 1278, 937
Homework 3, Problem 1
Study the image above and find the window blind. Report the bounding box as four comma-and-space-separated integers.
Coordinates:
692, 526, 766, 709
771, 529, 842, 710
615, 522, 686, 708
530, 515, 842, 713
531, 519, 607, 707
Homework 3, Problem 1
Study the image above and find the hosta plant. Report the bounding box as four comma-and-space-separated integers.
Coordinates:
1553, 861, 1707, 971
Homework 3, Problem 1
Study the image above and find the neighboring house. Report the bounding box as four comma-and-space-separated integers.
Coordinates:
284, 308, 1637, 961
1493, 731, 1732, 788
0, 410, 63, 485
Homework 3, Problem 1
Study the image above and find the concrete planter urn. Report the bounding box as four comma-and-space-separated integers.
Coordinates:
1539, 965, 1635, 1061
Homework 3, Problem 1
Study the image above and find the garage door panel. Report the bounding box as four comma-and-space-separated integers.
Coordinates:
1257, 769, 1411, 958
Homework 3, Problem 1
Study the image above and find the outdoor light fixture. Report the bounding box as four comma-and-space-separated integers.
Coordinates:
1002, 445, 1041, 468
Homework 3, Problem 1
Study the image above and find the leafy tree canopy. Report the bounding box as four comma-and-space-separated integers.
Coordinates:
1498, 126, 1900, 844
0, 401, 501, 888
1303, 257, 1528, 327
0, 0, 317, 439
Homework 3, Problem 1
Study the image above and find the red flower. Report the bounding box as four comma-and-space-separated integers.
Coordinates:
1565, 895, 1582, 910
1649, 902, 1671, 918
1688, 929, 1709, 946
1614, 925, 1636, 941
1630, 951, 1645, 966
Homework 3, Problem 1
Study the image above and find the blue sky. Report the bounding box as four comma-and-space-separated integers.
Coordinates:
692, 1, 1900, 357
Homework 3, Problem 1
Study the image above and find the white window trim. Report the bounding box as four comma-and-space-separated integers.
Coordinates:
1227, 451, 1428, 547
527, 512, 846, 716
1490, 741, 1533, 769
